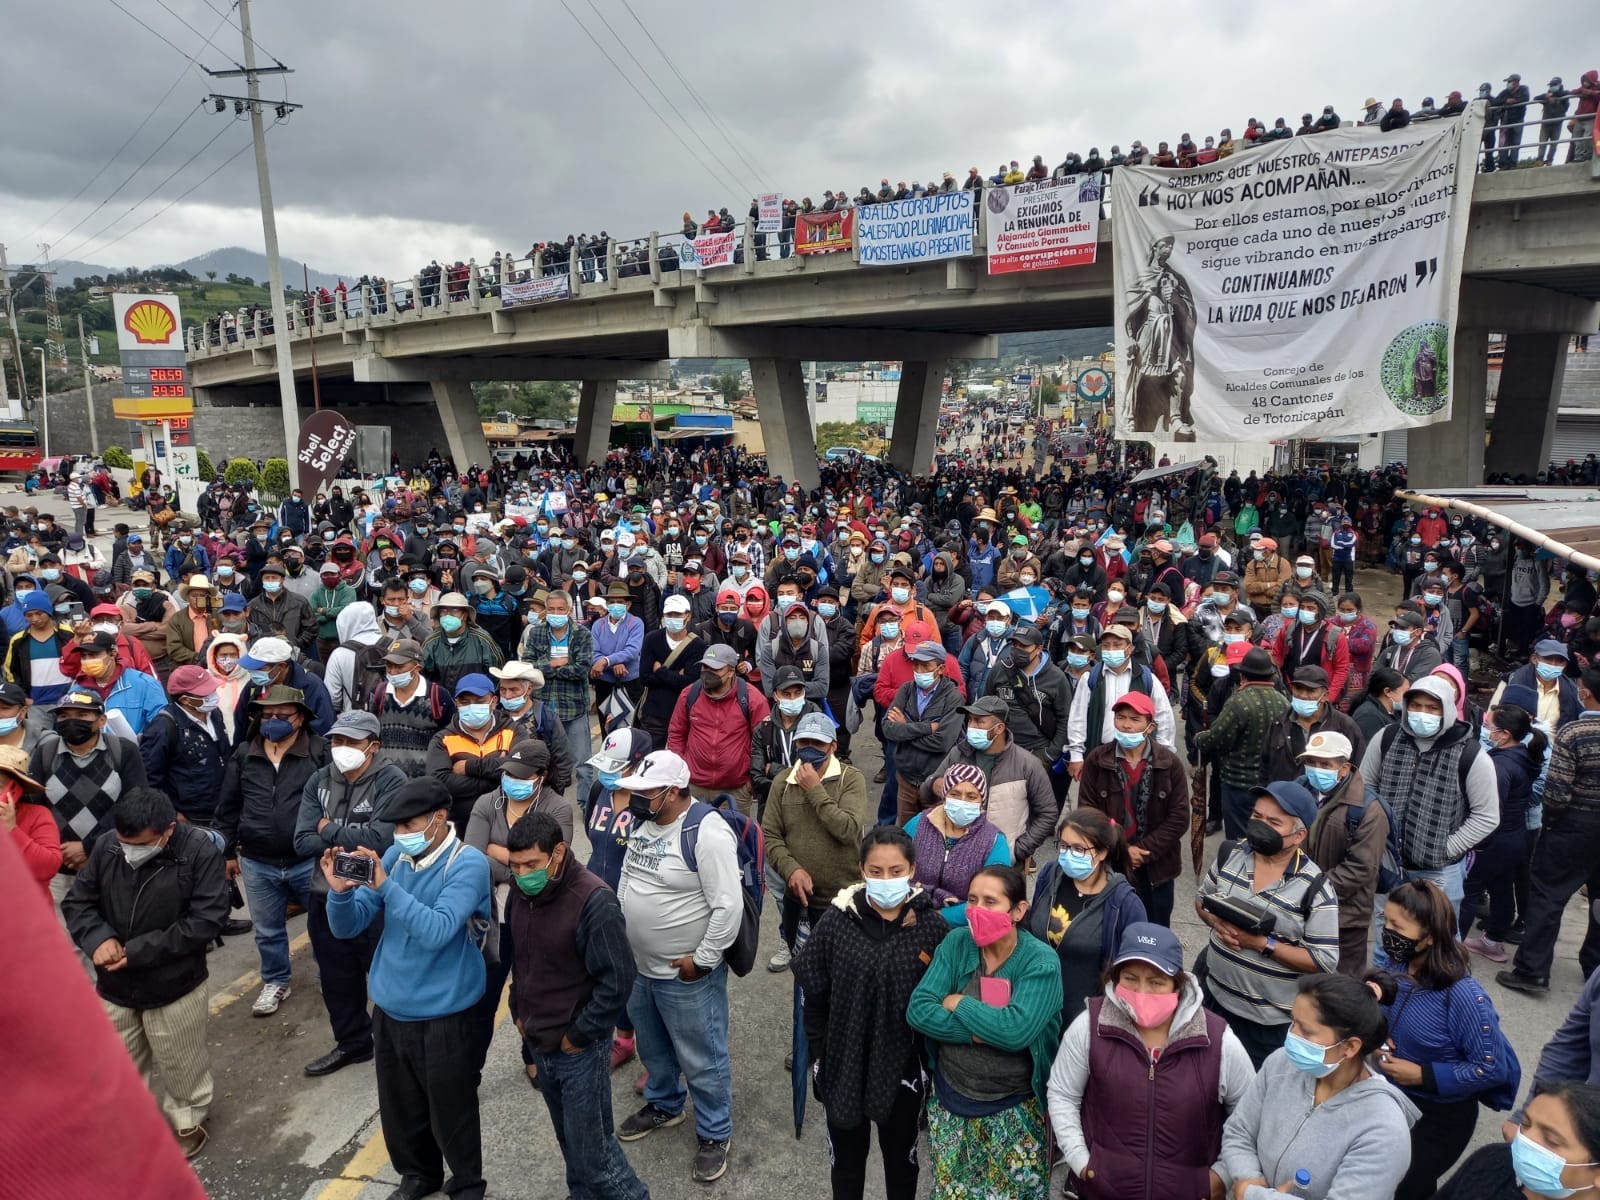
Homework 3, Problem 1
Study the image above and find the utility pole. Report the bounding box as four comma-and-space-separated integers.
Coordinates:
36, 245, 66, 366
0, 244, 30, 410
206, 0, 303, 485
76, 313, 99, 453
36, 348, 49, 457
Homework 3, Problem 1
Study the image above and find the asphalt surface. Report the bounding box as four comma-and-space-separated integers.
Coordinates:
24, 482, 1594, 1199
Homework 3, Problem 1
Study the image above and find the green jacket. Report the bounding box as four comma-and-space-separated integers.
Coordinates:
310, 582, 357, 640
906, 923, 1062, 1107
1194, 680, 1289, 788
760, 760, 869, 907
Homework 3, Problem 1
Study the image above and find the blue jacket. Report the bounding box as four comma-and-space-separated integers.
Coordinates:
1, 573, 38, 640
590, 614, 644, 682
1381, 958, 1521, 1108
98, 666, 170, 735
140, 702, 230, 823
966, 540, 1000, 595
1529, 965, 1600, 1100
1505, 662, 1583, 729
164, 541, 210, 584
327, 836, 491, 1021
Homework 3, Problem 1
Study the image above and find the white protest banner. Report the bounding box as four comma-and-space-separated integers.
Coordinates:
1112, 111, 1483, 443
501, 275, 571, 307
986, 175, 1101, 274
857, 190, 974, 266
757, 192, 783, 233
691, 230, 737, 270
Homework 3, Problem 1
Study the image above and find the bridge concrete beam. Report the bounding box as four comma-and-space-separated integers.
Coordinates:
668, 324, 996, 363
887, 360, 946, 477
431, 381, 493, 473
1407, 328, 1489, 490
1485, 331, 1569, 479
1458, 279, 1600, 335
574, 380, 618, 466
749, 358, 817, 490
352, 355, 669, 384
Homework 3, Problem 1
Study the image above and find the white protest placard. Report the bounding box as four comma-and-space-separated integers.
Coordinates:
692, 230, 737, 270
757, 193, 783, 233
501, 275, 571, 307
986, 175, 1101, 274
1111, 111, 1483, 442
857, 191, 974, 266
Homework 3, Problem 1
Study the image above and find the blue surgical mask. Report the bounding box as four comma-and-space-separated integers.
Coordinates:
393, 826, 434, 857
0, 717, 16, 736
943, 798, 982, 827
1298, 609, 1318, 626
776, 594, 797, 611
500, 694, 527, 712
597, 769, 623, 791
1113, 728, 1146, 751
777, 696, 805, 717
1291, 697, 1320, 717
891, 586, 911, 605
1509, 1130, 1595, 1198
383, 604, 401, 619
1537, 662, 1565, 681
607, 603, 626, 621
1147, 600, 1166, 615
264, 580, 283, 595
1338, 610, 1358, 623
502, 777, 537, 801
546, 612, 569, 629
870, 552, 885, 565
817, 603, 838, 618
1281, 605, 1299, 620
986, 619, 1010, 638
695, 535, 708, 547
1223, 632, 1246, 645
1422, 591, 1443, 607
1071, 607, 1091, 620
387, 671, 414, 690
459, 703, 493, 727
864, 876, 912, 909
965, 726, 992, 751
1305, 766, 1340, 793
1282, 1030, 1340, 1078
248, 668, 272, 687
409, 578, 428, 595
1101, 648, 1127, 668
1058, 847, 1096, 879
914, 671, 937, 690
1479, 725, 1496, 749
878, 621, 899, 641
1406, 710, 1442, 738
664, 616, 686, 633
784, 547, 800, 562
1391, 628, 1412, 645
1066, 652, 1090, 669
731, 565, 748, 579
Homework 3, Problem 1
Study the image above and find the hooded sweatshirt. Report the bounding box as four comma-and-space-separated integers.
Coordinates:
1220, 1048, 1419, 1199
1358, 674, 1499, 867
204, 634, 249, 742
324, 603, 382, 714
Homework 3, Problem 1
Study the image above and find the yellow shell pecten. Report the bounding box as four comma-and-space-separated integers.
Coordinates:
124, 300, 177, 345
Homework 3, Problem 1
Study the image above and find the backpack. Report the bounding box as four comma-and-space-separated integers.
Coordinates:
339, 639, 389, 709
684, 677, 751, 724
1343, 787, 1404, 893
679, 794, 766, 977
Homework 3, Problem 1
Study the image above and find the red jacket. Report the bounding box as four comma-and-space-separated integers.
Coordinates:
668, 679, 771, 791
873, 645, 967, 709
10, 797, 61, 888
1269, 619, 1351, 700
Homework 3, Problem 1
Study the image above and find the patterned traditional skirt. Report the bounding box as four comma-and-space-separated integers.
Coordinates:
926, 1093, 1049, 1199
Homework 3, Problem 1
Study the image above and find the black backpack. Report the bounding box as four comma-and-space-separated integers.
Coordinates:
339, 639, 389, 709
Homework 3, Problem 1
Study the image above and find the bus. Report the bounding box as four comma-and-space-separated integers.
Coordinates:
0, 422, 42, 475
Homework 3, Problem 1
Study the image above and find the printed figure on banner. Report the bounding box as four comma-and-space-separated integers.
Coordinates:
1124, 235, 1198, 439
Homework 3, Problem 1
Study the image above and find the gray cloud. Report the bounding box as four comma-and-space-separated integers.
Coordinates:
0, 0, 1587, 277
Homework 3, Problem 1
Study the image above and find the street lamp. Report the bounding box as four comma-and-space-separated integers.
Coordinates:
36, 347, 49, 458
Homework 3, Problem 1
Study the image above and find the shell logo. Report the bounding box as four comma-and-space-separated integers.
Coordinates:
123, 299, 178, 345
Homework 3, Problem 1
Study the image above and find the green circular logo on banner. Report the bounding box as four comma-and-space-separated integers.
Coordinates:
1381, 321, 1451, 417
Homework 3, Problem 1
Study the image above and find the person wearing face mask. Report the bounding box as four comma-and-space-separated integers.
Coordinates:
59, 601, 157, 680
1244, 536, 1293, 613
883, 642, 966, 826
751, 667, 823, 840
421, 592, 504, 698
762, 712, 868, 981
1373, 880, 1523, 1200
1136, 580, 1188, 695
1351, 665, 1407, 744
588, 582, 645, 722
982, 623, 1072, 811
635, 595, 706, 749
846, 537, 891, 618
792, 824, 949, 1200
1048, 922, 1255, 1200
232, 635, 335, 745
907, 864, 1063, 1199
0, 680, 31, 756
215, 685, 330, 1017
694, 586, 758, 682
1220, 971, 1419, 1199
309, 561, 358, 665
1492, 639, 1585, 730
666, 644, 771, 816
424, 673, 519, 837
1439, 1081, 1600, 1200
964, 507, 1003, 598
1269, 590, 1351, 704
292, 710, 405, 1079
1068, 623, 1178, 782
1260, 666, 1365, 784
1077, 693, 1189, 928
905, 763, 1013, 928
0, 742, 60, 888
1294, 730, 1387, 977
960, 599, 1017, 701
245, 562, 315, 652
163, 574, 221, 670
1062, 541, 1107, 600
60, 786, 228, 1161
996, 533, 1043, 592
323, 775, 492, 1200
814, 585, 857, 762
1378, 607, 1444, 683
1358, 676, 1499, 915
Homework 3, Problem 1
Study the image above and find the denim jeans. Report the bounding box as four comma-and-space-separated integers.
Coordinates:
564, 713, 594, 810
239, 857, 315, 986
527, 1038, 649, 1200
1449, 635, 1471, 675
628, 963, 733, 1141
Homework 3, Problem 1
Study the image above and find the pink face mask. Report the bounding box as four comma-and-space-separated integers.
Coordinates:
966, 903, 1015, 947
1561, 613, 1580, 628
1115, 983, 1180, 1029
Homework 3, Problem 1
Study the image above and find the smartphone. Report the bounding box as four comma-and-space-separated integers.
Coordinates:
332, 851, 375, 884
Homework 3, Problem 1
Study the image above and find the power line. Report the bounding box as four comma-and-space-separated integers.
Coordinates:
104, 0, 204, 63
22, 6, 233, 246
580, 0, 755, 197
152, 0, 241, 67
614, 0, 772, 185
196, 0, 278, 65
556, 0, 743, 199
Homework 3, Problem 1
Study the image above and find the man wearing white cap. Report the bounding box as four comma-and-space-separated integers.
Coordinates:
615, 749, 740, 1183
233, 636, 335, 744
490, 661, 573, 794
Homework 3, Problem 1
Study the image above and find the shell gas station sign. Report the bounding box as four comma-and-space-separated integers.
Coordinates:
111, 293, 197, 478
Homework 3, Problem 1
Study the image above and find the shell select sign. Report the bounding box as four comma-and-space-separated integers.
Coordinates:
113, 293, 184, 352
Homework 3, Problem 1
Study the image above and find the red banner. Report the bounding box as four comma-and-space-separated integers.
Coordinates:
796, 208, 854, 255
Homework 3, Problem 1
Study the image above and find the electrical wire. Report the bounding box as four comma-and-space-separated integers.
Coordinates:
104, 0, 204, 63
614, 0, 772, 185
556, 0, 743, 199
152, 0, 242, 67
196, 0, 278, 65
581, 0, 755, 197
22, 6, 233, 246
73, 134, 257, 262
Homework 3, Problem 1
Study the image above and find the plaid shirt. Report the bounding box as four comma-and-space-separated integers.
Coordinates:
519, 619, 594, 723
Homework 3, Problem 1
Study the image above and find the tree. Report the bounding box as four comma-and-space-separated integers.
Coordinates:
472, 380, 576, 421
259, 458, 291, 502
102, 445, 133, 469
715, 372, 743, 406
206, 271, 217, 281
223, 457, 260, 491
1039, 379, 1060, 408
815, 421, 874, 452
196, 449, 216, 482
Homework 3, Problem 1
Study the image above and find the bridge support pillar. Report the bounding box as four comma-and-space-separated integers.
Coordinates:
887, 359, 946, 476
1407, 329, 1488, 490
575, 379, 617, 465
751, 358, 817, 490
431, 380, 493, 473
1486, 331, 1568, 479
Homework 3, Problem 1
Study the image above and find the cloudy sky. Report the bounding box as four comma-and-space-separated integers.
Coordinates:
1, 0, 1587, 280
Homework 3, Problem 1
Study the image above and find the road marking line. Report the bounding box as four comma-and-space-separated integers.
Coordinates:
208, 930, 311, 1015
311, 986, 514, 1199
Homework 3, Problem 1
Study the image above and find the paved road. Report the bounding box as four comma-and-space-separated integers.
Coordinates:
15, 487, 1586, 1199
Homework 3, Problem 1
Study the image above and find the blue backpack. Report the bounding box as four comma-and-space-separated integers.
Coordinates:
680, 794, 767, 977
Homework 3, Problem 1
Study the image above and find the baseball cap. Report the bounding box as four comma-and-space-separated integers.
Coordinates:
961, 696, 1009, 719
771, 665, 805, 692
166, 664, 219, 697
628, 749, 692, 791
588, 727, 654, 773
454, 672, 496, 698
56, 689, 105, 713
240, 637, 291, 669
1534, 639, 1571, 660
908, 640, 946, 662
1298, 730, 1353, 761
795, 712, 838, 743
80, 631, 118, 655
501, 739, 551, 779
1111, 922, 1183, 976
329, 710, 382, 740
220, 592, 247, 614
1225, 640, 1253, 667
1292, 666, 1329, 689
383, 638, 423, 664
1009, 625, 1044, 647
662, 594, 692, 615
1251, 780, 1318, 830
1112, 692, 1156, 718
702, 644, 739, 670
984, 600, 1011, 617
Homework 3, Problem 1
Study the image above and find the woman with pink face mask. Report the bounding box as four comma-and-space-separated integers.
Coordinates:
1046, 922, 1256, 1200
907, 864, 1062, 1199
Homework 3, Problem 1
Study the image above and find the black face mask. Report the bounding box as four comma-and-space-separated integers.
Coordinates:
1244, 819, 1285, 857
701, 669, 729, 694
1380, 928, 1423, 964
57, 718, 97, 746
626, 789, 663, 823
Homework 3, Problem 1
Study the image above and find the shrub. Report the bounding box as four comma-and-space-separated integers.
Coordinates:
102, 445, 133, 469
223, 457, 260, 490
196, 449, 216, 482
260, 458, 291, 502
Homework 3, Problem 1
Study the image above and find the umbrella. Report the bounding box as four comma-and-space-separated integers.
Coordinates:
997, 585, 1052, 622
1129, 459, 1208, 485
790, 915, 813, 1138
1189, 761, 1209, 877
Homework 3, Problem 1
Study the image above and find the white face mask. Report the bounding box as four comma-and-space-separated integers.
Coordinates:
331, 745, 369, 773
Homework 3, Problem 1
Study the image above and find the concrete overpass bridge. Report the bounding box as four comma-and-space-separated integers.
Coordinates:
188, 164, 1600, 487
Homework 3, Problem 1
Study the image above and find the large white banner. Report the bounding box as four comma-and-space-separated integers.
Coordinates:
1112, 112, 1482, 442
691, 230, 737, 270
986, 175, 1101, 274
757, 192, 783, 233
857, 190, 974, 265
501, 275, 571, 306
